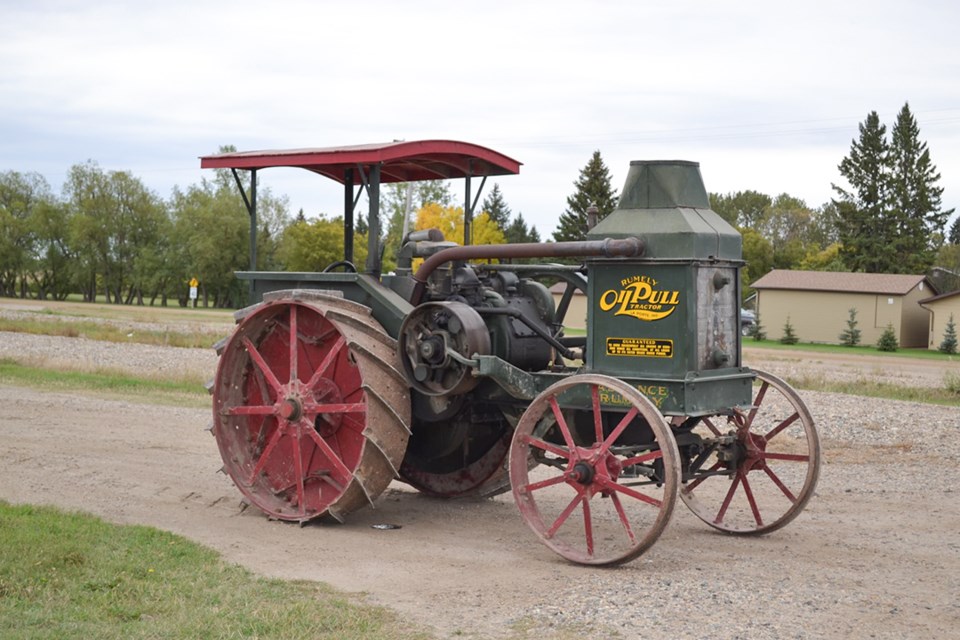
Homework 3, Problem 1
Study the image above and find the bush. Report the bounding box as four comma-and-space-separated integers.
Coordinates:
750, 312, 766, 341
779, 317, 799, 345
839, 307, 861, 346
876, 324, 898, 352
939, 314, 957, 355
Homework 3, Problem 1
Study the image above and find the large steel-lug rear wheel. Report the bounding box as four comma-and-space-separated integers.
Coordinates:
509, 374, 680, 566
212, 290, 410, 523
679, 369, 820, 534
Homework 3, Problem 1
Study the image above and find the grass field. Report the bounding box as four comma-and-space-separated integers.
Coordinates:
0, 501, 430, 640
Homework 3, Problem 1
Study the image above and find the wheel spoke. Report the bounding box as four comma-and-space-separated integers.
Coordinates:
306, 335, 346, 389
747, 381, 769, 426
247, 424, 285, 484
308, 402, 367, 415
620, 449, 663, 467
241, 336, 283, 394
597, 477, 662, 508
714, 473, 742, 524
582, 496, 594, 557
289, 305, 298, 383
546, 489, 586, 538
763, 465, 798, 503
523, 473, 569, 493
764, 452, 810, 462
609, 491, 637, 545
764, 412, 800, 441
741, 474, 763, 527
591, 384, 603, 443
225, 404, 275, 416
599, 406, 639, 456
522, 434, 571, 460
291, 419, 306, 517
549, 397, 577, 452
305, 424, 353, 481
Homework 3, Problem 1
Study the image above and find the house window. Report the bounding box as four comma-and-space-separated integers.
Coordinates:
888, 298, 894, 304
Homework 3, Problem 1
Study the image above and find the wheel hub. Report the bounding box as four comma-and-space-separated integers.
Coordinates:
568, 461, 596, 485
279, 396, 303, 421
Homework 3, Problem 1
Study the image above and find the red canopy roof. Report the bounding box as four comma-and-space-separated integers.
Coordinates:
199, 140, 521, 184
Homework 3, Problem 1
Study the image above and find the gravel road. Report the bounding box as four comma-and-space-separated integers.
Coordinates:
1, 325, 959, 638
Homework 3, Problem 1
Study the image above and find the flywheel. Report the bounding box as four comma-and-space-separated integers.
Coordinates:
211, 290, 411, 523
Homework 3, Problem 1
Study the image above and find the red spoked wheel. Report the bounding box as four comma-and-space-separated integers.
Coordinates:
212, 291, 410, 523
679, 369, 820, 534
509, 374, 680, 566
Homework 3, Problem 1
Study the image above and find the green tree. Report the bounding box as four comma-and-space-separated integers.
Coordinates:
833, 111, 894, 273
889, 102, 954, 272
0, 171, 54, 298
481, 183, 511, 230
798, 243, 846, 272
877, 324, 898, 351
839, 308, 862, 346
63, 162, 167, 303
169, 179, 248, 308
780, 317, 799, 345
760, 193, 819, 269
553, 151, 618, 242
740, 227, 774, 298
939, 314, 958, 355
709, 190, 771, 229
949, 216, 960, 244
278, 215, 369, 272
29, 199, 74, 300
504, 212, 541, 244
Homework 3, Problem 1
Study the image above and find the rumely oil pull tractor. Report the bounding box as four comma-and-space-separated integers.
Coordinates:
202, 141, 821, 566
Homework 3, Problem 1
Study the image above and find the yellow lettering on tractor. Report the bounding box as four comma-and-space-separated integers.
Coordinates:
599, 276, 680, 321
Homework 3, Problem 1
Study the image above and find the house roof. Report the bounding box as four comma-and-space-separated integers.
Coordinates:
751, 269, 935, 296
919, 289, 960, 305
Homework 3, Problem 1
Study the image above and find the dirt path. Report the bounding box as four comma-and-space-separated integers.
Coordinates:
2, 382, 958, 639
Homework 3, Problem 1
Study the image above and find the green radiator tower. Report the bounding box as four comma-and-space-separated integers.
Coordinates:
585, 160, 753, 416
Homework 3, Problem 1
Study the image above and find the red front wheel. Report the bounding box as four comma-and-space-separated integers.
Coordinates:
679, 369, 820, 534
509, 374, 680, 566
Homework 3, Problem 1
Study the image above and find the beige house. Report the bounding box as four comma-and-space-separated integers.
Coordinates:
919, 290, 960, 350
549, 283, 588, 330
751, 270, 935, 348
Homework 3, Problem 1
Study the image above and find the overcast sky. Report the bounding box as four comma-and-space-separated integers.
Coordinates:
2, 0, 959, 238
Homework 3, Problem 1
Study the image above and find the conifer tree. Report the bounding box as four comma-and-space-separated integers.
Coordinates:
833, 111, 893, 273
889, 103, 955, 272
504, 212, 541, 244
839, 308, 862, 346
553, 151, 619, 242
877, 324, 899, 351
780, 317, 799, 345
481, 183, 511, 230
940, 314, 958, 355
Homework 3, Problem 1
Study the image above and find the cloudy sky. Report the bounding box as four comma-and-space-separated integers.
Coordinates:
2, 0, 959, 238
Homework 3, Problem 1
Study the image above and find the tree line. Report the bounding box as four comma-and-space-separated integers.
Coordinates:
552, 103, 959, 294
2, 105, 956, 308
0, 152, 541, 308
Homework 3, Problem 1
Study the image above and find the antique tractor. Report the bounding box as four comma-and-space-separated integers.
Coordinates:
203, 142, 821, 566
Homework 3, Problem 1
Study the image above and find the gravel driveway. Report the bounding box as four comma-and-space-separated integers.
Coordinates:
1, 323, 959, 638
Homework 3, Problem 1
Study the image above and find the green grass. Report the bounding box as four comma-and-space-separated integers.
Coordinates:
0, 359, 209, 407
784, 372, 960, 407
0, 501, 431, 640
743, 338, 956, 361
